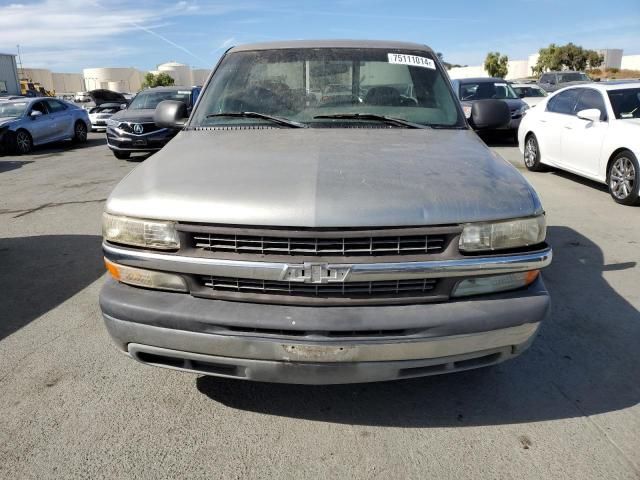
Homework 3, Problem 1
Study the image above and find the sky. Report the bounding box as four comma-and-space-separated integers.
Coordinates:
1, 0, 639, 72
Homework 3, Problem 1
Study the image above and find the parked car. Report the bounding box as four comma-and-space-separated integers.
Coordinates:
88, 103, 125, 131
0, 98, 90, 155
511, 83, 548, 107
99, 40, 552, 384
451, 77, 529, 137
537, 71, 592, 93
74, 91, 91, 102
105, 86, 201, 159
519, 81, 640, 205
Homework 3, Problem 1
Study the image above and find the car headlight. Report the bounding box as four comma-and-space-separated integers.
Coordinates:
106, 119, 120, 127
102, 213, 180, 250
459, 215, 546, 252
518, 104, 530, 115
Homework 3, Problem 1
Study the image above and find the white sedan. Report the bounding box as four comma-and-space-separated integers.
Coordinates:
518, 81, 640, 205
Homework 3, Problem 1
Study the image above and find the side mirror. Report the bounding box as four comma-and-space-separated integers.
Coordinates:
518, 92, 526, 98
120, 103, 127, 110
154, 100, 188, 129
577, 108, 601, 123
30, 110, 43, 119
469, 99, 511, 130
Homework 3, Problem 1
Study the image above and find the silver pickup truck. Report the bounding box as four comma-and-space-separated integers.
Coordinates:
99, 40, 552, 384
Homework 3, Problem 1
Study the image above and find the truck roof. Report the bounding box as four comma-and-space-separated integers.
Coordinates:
229, 39, 433, 53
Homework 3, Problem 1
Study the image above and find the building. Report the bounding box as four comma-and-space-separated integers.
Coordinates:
16, 61, 211, 95
192, 68, 211, 86
0, 53, 20, 95
83, 67, 145, 93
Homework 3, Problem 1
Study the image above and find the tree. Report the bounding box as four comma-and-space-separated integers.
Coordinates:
533, 43, 603, 74
484, 52, 509, 78
141, 72, 175, 89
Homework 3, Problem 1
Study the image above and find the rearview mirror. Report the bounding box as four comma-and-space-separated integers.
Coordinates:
29, 110, 43, 119
577, 108, 601, 123
468, 99, 511, 130
154, 100, 188, 129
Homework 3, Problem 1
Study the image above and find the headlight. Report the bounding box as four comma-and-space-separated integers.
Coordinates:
104, 258, 187, 292
106, 119, 120, 127
459, 215, 546, 252
452, 271, 539, 297
518, 104, 530, 114
102, 213, 180, 250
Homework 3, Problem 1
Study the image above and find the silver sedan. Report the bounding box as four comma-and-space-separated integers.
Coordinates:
0, 97, 91, 155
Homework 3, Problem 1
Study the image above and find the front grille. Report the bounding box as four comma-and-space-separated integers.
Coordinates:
192, 232, 447, 256
201, 275, 438, 299
118, 122, 162, 135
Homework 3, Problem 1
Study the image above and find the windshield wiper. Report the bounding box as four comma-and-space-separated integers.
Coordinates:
313, 113, 428, 129
206, 112, 307, 128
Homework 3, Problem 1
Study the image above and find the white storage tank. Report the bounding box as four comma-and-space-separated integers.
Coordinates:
157, 62, 193, 86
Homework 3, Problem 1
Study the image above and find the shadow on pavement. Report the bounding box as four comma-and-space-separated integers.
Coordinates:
197, 226, 639, 427
0, 235, 104, 341
0, 160, 33, 173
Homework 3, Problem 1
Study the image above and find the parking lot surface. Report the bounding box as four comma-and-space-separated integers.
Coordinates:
1, 133, 639, 479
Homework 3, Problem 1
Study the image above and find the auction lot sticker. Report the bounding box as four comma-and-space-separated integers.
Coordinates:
388, 53, 435, 69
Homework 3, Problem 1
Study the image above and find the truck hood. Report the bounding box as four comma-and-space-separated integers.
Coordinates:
106, 128, 541, 227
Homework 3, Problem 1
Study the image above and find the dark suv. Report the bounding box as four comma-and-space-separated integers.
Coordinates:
106, 86, 201, 159
537, 71, 592, 93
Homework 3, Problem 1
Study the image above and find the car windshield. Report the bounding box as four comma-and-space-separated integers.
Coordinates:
0, 101, 28, 117
558, 72, 590, 83
513, 86, 547, 98
607, 88, 640, 119
459, 81, 519, 100
128, 90, 191, 110
191, 48, 464, 128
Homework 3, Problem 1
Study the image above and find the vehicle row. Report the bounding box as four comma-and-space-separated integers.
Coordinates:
518, 81, 640, 205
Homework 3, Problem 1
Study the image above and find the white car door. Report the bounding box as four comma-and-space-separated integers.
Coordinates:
538, 89, 581, 166
559, 88, 608, 180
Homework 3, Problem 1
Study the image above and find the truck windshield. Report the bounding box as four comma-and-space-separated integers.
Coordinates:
128, 90, 191, 110
558, 72, 590, 83
191, 48, 464, 128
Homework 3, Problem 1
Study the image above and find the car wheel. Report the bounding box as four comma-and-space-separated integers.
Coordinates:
608, 151, 639, 206
113, 151, 130, 160
73, 121, 88, 143
15, 129, 33, 155
523, 134, 544, 172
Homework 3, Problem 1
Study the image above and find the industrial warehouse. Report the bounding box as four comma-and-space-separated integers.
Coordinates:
0, 53, 210, 96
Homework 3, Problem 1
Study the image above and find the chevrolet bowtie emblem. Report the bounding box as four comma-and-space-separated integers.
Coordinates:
283, 263, 350, 284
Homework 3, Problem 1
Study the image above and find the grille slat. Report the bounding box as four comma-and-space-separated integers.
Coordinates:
193, 232, 447, 256
202, 276, 438, 299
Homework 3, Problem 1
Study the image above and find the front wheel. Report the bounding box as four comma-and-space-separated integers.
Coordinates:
113, 151, 130, 160
73, 121, 88, 143
608, 151, 639, 205
523, 134, 545, 172
15, 130, 33, 155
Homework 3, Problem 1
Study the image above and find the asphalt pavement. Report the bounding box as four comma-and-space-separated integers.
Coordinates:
1, 132, 638, 479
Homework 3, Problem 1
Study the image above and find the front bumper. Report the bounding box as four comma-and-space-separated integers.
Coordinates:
100, 275, 549, 384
